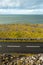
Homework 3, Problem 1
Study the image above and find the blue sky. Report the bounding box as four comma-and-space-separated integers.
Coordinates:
0, 0, 43, 14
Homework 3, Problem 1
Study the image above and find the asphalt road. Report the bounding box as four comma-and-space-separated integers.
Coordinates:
0, 42, 43, 53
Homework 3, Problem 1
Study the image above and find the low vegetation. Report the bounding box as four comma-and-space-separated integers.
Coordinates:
0, 24, 43, 42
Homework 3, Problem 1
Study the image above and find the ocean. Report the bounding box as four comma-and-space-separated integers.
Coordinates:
0, 15, 43, 24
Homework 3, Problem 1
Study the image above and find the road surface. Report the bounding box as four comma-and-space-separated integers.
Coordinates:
0, 42, 43, 53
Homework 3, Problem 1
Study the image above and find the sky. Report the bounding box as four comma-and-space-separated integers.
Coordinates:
0, 0, 43, 14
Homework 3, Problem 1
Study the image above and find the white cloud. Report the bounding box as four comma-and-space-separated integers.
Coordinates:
0, 0, 43, 10
0, 9, 43, 14
0, 0, 20, 8
0, 0, 43, 14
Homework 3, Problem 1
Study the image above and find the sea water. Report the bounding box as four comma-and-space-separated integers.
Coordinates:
0, 15, 43, 24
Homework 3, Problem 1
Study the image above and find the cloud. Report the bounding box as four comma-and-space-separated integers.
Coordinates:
0, 9, 43, 14
0, 0, 43, 14
0, 0, 20, 8
0, 0, 43, 9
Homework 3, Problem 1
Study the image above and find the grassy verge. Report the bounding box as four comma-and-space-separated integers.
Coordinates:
0, 24, 43, 42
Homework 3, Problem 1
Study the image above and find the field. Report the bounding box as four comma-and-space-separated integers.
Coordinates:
0, 24, 43, 42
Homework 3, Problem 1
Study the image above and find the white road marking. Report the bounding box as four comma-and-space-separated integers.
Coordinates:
26, 46, 40, 48
0, 45, 2, 47
7, 45, 21, 48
